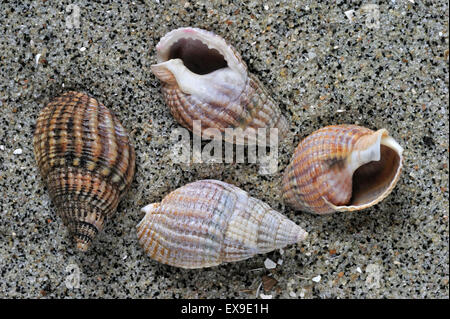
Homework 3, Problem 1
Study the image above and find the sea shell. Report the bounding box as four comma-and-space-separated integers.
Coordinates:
33, 91, 136, 251
282, 125, 403, 215
137, 180, 307, 269
151, 27, 288, 146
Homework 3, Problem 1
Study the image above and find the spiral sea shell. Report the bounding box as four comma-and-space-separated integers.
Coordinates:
137, 180, 307, 269
282, 125, 403, 215
151, 27, 288, 146
33, 91, 136, 251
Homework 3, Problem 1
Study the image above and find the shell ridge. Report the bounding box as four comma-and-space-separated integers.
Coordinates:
172, 87, 199, 128
40, 96, 67, 177
49, 169, 118, 220
163, 182, 228, 265
185, 94, 235, 129
108, 114, 130, 187
254, 201, 278, 253
48, 98, 70, 172
58, 98, 78, 164
161, 86, 191, 129
222, 194, 260, 262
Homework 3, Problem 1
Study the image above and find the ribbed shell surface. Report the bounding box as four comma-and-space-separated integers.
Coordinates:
282, 125, 376, 214
161, 73, 288, 142
137, 180, 307, 269
33, 91, 136, 251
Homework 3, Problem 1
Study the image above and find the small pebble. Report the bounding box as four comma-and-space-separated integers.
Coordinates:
259, 293, 272, 299
365, 264, 382, 289
312, 275, 321, 283
79, 47, 86, 52
308, 51, 317, 59
35, 53, 41, 66
264, 258, 277, 269
262, 275, 278, 291
356, 267, 362, 273
344, 10, 356, 22
13, 148, 23, 155
0, 145, 5, 151
289, 291, 296, 298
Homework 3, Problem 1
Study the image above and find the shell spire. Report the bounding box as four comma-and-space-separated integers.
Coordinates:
282, 125, 403, 214
33, 91, 136, 251
137, 180, 307, 269
151, 27, 288, 146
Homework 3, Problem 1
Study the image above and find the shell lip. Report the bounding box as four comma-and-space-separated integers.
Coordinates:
155, 27, 247, 79
323, 131, 404, 213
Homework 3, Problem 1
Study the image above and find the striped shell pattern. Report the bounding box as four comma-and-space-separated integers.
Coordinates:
151, 27, 288, 145
33, 91, 136, 251
282, 125, 403, 214
137, 180, 308, 269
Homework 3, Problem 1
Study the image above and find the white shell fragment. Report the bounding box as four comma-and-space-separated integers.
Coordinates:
264, 258, 277, 269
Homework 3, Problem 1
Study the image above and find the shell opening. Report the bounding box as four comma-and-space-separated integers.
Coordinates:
153, 28, 249, 104
168, 38, 228, 75
348, 138, 403, 207
155, 27, 246, 76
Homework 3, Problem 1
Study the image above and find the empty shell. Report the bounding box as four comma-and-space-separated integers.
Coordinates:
137, 180, 307, 268
33, 91, 136, 251
282, 125, 403, 214
151, 27, 288, 146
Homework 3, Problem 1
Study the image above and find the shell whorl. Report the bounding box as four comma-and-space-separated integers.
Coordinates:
33, 91, 136, 251
137, 180, 307, 269
282, 125, 403, 215
151, 27, 288, 145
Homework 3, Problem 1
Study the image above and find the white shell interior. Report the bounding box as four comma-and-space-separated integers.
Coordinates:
327, 133, 404, 212
152, 27, 248, 104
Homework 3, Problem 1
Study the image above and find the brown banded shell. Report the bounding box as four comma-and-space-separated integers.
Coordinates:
151, 27, 288, 146
282, 125, 403, 215
33, 91, 136, 251
137, 180, 308, 269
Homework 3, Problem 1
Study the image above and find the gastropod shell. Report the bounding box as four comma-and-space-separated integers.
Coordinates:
151, 27, 288, 145
137, 180, 307, 268
33, 91, 136, 251
282, 125, 403, 214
